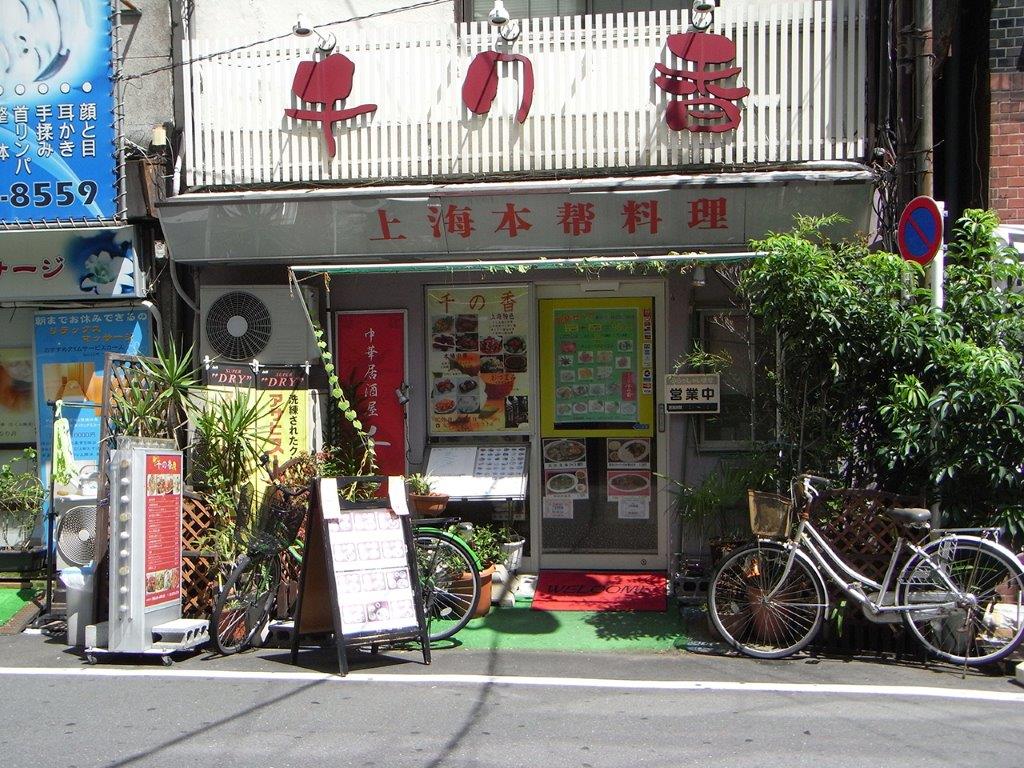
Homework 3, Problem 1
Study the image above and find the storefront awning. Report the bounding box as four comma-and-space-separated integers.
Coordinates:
159, 167, 874, 266
289, 251, 758, 276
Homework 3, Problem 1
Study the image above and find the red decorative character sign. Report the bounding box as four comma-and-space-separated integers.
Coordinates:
462, 51, 534, 123
284, 54, 378, 157
654, 32, 749, 133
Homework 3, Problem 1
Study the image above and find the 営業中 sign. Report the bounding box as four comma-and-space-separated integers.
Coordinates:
664, 373, 720, 414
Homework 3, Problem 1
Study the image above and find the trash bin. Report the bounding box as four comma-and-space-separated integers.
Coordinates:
59, 565, 95, 648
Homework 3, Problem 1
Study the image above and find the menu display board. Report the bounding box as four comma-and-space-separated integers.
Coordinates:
539, 298, 654, 437
425, 444, 529, 500
292, 477, 430, 675
143, 453, 183, 609
321, 485, 418, 637
425, 285, 531, 435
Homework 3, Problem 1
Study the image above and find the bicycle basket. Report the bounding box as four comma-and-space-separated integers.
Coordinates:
748, 490, 792, 538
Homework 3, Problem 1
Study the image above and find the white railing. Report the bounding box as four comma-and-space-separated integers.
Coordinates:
182, 1, 867, 188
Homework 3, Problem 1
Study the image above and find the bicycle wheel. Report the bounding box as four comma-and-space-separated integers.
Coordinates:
709, 541, 828, 659
898, 536, 1024, 666
209, 553, 280, 655
414, 530, 481, 642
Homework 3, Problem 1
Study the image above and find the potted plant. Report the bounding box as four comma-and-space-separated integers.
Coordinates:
459, 523, 510, 616
406, 473, 449, 516
497, 524, 526, 574
0, 448, 46, 573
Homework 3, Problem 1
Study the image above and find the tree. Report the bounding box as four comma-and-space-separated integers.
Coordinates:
740, 211, 1024, 534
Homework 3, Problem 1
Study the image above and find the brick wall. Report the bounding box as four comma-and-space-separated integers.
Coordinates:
991, 0, 1024, 71
989, 1, 1024, 223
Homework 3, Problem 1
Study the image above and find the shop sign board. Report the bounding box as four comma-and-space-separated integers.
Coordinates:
664, 373, 720, 414
0, 0, 120, 224
0, 226, 142, 300
33, 308, 151, 494
425, 285, 530, 436
335, 310, 407, 476
161, 180, 874, 264
203, 363, 312, 498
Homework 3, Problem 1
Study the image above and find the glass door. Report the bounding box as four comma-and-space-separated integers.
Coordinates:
535, 282, 665, 570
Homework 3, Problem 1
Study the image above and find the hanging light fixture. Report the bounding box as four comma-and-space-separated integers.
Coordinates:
690, 0, 716, 31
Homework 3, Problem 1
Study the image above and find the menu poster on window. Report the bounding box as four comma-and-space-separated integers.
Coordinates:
606, 438, 651, 469
542, 438, 586, 469
425, 285, 530, 435
607, 470, 652, 499
540, 297, 654, 437
143, 453, 183, 609
543, 468, 589, 500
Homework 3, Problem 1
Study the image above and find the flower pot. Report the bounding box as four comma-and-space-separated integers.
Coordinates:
473, 564, 495, 617
500, 538, 525, 573
409, 493, 449, 517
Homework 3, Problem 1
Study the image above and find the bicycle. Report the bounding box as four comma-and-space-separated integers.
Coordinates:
412, 516, 483, 642
209, 459, 310, 655
709, 474, 1024, 666
211, 471, 483, 651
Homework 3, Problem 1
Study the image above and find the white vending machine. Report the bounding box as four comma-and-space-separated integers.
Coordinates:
85, 443, 208, 663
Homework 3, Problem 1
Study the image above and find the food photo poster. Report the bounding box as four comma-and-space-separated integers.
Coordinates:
425, 285, 530, 435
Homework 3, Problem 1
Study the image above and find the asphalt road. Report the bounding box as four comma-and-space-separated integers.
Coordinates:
0, 633, 1021, 768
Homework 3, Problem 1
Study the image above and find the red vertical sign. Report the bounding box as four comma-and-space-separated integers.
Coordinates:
335, 311, 407, 477
143, 453, 183, 609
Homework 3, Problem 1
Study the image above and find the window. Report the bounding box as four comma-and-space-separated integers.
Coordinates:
463, 0, 680, 22
697, 309, 773, 449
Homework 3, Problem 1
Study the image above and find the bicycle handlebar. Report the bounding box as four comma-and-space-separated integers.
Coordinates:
796, 474, 833, 487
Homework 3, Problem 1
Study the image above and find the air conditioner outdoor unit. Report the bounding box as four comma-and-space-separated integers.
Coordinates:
199, 285, 320, 364
53, 499, 97, 571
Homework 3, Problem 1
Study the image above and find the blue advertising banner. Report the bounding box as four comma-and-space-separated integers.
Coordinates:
0, 0, 118, 224
33, 308, 150, 496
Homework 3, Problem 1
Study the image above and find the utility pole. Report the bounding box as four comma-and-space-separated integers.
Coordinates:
914, 0, 934, 199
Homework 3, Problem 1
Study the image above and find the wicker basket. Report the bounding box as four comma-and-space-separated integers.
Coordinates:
748, 490, 793, 538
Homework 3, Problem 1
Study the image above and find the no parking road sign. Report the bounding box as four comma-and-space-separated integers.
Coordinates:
897, 196, 944, 265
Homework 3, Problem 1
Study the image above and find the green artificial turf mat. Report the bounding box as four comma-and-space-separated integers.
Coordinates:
0, 587, 37, 626
448, 602, 692, 653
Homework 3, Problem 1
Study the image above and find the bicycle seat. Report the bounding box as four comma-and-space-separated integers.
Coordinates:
885, 506, 932, 525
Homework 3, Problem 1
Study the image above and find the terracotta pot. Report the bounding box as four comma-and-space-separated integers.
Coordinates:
474, 565, 495, 617
454, 564, 495, 618
409, 493, 449, 516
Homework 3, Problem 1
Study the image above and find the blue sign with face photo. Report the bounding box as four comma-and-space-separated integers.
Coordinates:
0, 0, 118, 224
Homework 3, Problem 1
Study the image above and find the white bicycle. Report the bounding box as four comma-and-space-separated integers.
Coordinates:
709, 475, 1024, 666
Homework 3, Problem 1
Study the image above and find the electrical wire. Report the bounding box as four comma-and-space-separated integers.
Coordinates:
120, 0, 450, 84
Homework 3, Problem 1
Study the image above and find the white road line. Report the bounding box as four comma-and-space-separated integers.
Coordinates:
1, 666, 1022, 703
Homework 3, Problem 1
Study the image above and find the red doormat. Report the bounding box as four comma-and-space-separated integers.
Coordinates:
531, 571, 667, 612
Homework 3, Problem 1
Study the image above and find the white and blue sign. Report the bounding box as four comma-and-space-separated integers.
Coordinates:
33, 308, 151, 497
0, 226, 141, 300
0, 1, 118, 224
